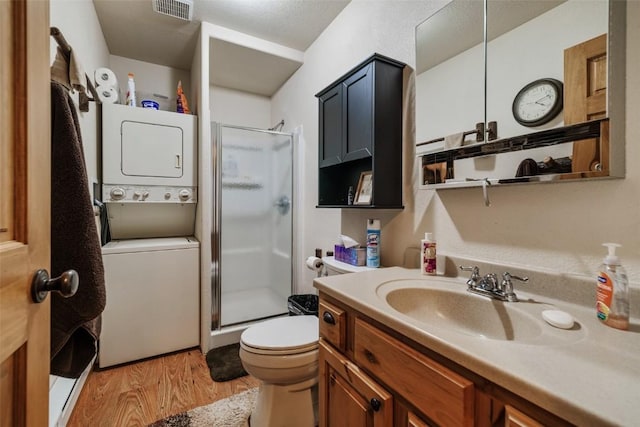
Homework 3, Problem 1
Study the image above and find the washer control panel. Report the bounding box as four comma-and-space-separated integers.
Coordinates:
103, 185, 197, 203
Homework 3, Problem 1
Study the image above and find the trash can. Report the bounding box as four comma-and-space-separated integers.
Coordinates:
287, 294, 319, 316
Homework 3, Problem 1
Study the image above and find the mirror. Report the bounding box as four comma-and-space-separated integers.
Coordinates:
415, 0, 625, 187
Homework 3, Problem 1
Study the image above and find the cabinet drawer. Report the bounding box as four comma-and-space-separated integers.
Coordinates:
354, 318, 474, 427
318, 299, 346, 351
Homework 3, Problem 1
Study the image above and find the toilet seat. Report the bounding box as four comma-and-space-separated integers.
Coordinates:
241, 315, 319, 355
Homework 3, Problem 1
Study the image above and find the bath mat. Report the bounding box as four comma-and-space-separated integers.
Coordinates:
206, 343, 248, 382
149, 387, 257, 427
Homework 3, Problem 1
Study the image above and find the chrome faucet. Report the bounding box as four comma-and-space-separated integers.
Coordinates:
460, 266, 528, 302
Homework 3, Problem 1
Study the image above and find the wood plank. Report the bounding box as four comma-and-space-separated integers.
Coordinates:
67, 349, 259, 426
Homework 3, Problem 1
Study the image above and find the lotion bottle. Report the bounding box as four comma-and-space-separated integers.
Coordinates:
421, 232, 436, 275
596, 243, 629, 330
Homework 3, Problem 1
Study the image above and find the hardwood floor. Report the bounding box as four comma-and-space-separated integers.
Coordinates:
67, 348, 259, 426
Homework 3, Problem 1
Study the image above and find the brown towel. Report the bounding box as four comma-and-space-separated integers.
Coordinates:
50, 81, 105, 378
51, 46, 89, 112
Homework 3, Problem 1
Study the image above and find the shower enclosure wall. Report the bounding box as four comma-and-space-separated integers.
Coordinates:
211, 123, 293, 329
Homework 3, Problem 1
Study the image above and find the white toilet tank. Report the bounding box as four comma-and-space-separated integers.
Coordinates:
321, 256, 378, 275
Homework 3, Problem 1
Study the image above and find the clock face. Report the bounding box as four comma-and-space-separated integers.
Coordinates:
512, 78, 563, 127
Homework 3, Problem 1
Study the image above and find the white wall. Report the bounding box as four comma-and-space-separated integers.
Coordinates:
50, 0, 110, 197
210, 85, 271, 128
271, 0, 640, 294
109, 55, 191, 112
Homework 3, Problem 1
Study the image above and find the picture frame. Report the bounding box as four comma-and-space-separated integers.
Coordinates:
354, 171, 373, 205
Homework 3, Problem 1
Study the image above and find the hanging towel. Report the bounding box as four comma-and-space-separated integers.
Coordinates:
50, 81, 106, 378
51, 46, 90, 112
443, 132, 465, 149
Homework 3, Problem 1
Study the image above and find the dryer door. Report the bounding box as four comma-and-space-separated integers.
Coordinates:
122, 121, 183, 178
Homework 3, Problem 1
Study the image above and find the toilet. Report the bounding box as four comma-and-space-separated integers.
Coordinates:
240, 315, 319, 427
239, 256, 376, 427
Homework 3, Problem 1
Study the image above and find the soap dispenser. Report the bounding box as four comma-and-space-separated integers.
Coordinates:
596, 243, 629, 330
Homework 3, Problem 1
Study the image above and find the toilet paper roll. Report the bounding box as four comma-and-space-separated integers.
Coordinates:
94, 67, 118, 88
306, 256, 323, 271
97, 86, 119, 104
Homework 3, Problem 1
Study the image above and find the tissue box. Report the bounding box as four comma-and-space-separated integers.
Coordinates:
334, 245, 366, 266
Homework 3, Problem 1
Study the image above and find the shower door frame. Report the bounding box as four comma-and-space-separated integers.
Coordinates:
211, 123, 296, 330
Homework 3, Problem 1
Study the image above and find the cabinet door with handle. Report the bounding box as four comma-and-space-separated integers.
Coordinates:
319, 339, 393, 427
342, 63, 374, 163
319, 85, 344, 168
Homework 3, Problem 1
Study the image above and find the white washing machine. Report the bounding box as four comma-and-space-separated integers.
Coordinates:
99, 237, 200, 368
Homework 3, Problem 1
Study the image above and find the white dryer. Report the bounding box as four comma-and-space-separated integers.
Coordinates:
102, 103, 197, 239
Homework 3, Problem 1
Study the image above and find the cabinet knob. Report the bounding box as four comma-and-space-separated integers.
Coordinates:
322, 311, 335, 325
364, 349, 377, 364
370, 398, 381, 412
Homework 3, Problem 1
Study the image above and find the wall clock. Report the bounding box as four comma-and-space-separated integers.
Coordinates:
512, 78, 564, 127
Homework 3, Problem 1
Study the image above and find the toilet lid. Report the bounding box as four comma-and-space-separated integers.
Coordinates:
241, 316, 319, 352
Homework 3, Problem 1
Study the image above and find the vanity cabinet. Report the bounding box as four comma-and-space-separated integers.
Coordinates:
316, 53, 405, 208
318, 293, 571, 427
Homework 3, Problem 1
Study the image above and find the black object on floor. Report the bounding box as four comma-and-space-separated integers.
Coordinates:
206, 343, 248, 382
288, 294, 319, 316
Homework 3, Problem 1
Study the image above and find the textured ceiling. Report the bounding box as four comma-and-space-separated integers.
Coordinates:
93, 0, 350, 91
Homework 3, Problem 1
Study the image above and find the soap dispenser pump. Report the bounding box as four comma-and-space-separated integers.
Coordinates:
596, 243, 629, 330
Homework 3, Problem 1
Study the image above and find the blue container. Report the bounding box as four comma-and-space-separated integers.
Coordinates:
141, 99, 160, 110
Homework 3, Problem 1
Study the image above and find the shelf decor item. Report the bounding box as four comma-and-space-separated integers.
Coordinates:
354, 171, 373, 205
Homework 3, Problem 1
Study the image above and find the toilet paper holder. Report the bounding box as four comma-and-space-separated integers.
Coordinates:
306, 256, 325, 277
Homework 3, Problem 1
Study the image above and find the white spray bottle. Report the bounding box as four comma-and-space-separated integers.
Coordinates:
596, 243, 629, 330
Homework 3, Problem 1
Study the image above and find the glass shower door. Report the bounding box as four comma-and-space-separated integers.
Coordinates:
213, 124, 293, 328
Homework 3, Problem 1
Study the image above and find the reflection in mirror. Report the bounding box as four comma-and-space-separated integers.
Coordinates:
415, 0, 625, 187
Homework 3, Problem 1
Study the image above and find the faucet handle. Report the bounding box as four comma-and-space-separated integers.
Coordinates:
460, 265, 480, 288
459, 265, 480, 276
501, 272, 529, 302
502, 272, 529, 283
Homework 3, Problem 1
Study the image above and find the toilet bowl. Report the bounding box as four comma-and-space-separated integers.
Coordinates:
239, 315, 319, 427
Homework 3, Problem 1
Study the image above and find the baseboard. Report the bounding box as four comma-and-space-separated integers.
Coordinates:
49, 356, 95, 427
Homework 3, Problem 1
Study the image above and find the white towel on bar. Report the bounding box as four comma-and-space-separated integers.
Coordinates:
444, 132, 464, 149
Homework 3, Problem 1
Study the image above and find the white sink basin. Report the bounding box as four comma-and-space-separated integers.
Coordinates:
383, 286, 543, 341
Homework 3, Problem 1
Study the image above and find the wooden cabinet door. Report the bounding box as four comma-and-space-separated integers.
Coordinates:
342, 63, 373, 163
319, 340, 393, 427
0, 0, 51, 425
319, 85, 343, 167
564, 33, 607, 174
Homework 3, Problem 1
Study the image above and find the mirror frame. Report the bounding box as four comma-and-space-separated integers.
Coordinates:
416, 0, 626, 189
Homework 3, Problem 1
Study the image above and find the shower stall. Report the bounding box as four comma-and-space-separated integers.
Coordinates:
211, 123, 294, 330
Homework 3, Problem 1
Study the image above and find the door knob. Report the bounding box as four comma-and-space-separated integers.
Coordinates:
31, 269, 79, 303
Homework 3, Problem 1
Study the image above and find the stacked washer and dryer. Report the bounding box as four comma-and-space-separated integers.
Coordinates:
98, 103, 199, 368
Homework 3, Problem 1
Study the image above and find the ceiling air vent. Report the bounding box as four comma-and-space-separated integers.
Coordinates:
152, 0, 194, 21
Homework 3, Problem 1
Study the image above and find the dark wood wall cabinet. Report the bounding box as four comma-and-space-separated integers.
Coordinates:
316, 53, 405, 208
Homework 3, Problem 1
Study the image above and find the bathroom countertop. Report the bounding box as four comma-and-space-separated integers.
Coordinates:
313, 267, 640, 427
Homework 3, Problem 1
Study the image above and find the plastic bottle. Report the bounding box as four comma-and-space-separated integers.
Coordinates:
596, 243, 629, 330
366, 219, 380, 268
125, 73, 136, 107
421, 232, 437, 275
